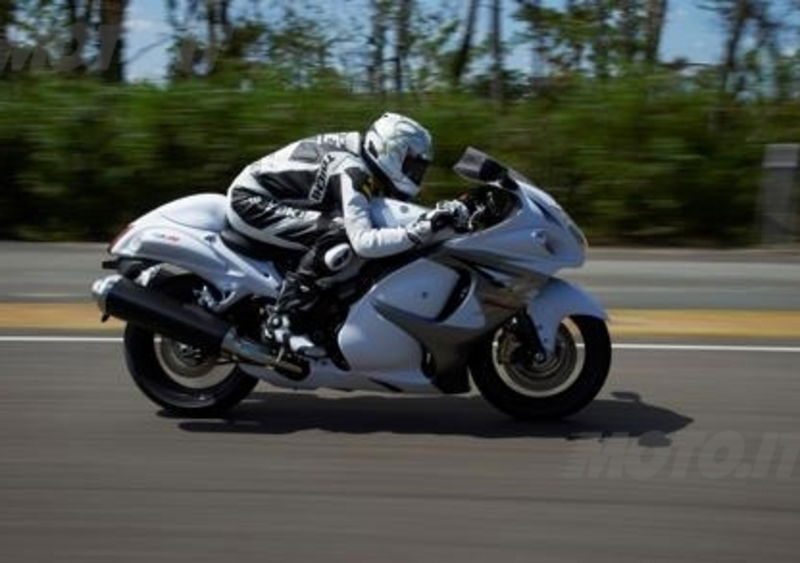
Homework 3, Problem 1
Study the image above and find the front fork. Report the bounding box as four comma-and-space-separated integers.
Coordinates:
506, 312, 548, 362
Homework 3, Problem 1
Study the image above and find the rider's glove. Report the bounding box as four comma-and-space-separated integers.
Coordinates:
434, 199, 471, 232
406, 200, 471, 247
405, 217, 435, 247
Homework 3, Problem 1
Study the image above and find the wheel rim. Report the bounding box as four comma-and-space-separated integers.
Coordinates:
154, 336, 232, 390
491, 319, 585, 398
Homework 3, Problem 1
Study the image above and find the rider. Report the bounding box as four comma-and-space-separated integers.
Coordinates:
226, 112, 469, 338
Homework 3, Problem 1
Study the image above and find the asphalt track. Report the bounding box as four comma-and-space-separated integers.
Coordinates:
1, 243, 799, 561
1, 339, 799, 562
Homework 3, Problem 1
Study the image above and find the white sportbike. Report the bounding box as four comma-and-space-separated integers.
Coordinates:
92, 148, 611, 420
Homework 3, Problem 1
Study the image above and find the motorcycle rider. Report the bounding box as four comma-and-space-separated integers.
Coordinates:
226, 112, 470, 341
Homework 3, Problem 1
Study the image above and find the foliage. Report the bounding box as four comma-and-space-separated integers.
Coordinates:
0, 1, 799, 244
1, 68, 798, 244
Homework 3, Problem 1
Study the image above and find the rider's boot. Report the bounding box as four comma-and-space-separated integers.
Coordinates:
274, 273, 318, 322
266, 273, 325, 357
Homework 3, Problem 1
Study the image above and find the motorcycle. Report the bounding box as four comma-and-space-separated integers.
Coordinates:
91, 147, 611, 420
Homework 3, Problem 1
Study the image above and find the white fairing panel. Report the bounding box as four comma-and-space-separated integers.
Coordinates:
246, 259, 461, 394
150, 194, 228, 231
527, 278, 607, 353
110, 193, 282, 301
443, 184, 584, 277
338, 259, 458, 372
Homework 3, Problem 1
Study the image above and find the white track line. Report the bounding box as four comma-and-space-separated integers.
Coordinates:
0, 336, 799, 353
0, 336, 122, 343
613, 343, 800, 353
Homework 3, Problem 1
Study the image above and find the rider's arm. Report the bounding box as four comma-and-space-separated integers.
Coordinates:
339, 168, 418, 259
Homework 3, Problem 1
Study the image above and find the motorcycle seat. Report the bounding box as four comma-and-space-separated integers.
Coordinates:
220, 223, 302, 263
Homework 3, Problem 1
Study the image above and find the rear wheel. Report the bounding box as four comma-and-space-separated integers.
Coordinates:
122, 274, 257, 416
471, 315, 611, 420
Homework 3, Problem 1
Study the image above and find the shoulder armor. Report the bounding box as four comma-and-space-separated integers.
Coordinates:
345, 166, 373, 197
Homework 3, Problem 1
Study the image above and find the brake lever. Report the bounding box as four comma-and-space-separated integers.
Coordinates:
467, 204, 487, 232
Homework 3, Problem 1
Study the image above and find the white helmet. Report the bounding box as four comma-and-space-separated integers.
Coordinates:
363, 112, 433, 200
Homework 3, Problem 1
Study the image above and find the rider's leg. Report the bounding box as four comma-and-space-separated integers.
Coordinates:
271, 227, 352, 331
227, 187, 325, 251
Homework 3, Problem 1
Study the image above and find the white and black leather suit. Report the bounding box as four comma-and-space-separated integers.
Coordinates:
226, 132, 423, 316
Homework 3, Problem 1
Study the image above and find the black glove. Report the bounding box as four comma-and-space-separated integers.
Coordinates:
427, 200, 471, 232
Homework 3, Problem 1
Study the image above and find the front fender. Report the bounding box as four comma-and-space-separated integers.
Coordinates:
527, 278, 607, 353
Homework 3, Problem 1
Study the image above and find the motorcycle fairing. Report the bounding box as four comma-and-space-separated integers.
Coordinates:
111, 193, 283, 306
107, 154, 608, 395
372, 259, 540, 393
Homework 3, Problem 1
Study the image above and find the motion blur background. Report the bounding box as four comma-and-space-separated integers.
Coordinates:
2, 4, 800, 562
1, 0, 799, 246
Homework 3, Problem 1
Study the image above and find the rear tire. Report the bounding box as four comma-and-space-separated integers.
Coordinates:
122, 274, 258, 417
471, 315, 611, 420
124, 325, 258, 416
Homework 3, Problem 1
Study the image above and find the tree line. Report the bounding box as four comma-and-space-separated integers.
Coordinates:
0, 1, 799, 244
1, 1, 797, 97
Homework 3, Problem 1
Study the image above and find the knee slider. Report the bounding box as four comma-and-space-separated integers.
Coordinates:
323, 243, 353, 272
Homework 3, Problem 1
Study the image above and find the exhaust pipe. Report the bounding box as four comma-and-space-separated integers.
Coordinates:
91, 275, 303, 374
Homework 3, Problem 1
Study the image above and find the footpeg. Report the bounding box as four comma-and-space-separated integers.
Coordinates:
270, 328, 327, 359
287, 335, 327, 359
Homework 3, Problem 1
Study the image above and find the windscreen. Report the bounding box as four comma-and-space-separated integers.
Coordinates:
452, 147, 507, 184
452, 147, 536, 191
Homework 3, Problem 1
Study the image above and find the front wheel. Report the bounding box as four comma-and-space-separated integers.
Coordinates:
471, 315, 611, 420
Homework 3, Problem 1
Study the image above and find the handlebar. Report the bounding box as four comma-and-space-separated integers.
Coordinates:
459, 185, 519, 232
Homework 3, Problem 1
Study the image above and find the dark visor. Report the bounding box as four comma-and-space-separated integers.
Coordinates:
402, 153, 430, 185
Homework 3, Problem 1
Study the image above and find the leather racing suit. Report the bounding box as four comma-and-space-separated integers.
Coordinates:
226, 132, 427, 321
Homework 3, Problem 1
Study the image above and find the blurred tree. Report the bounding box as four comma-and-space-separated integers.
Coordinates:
704, 0, 753, 95
62, 0, 94, 74
403, 2, 459, 92
618, 0, 639, 63
644, 0, 668, 65
263, 4, 339, 87
490, 0, 504, 103
98, 0, 127, 81
167, 0, 241, 78
166, 0, 210, 78
516, 0, 670, 80
450, 0, 479, 87
393, 0, 412, 93
205, 0, 231, 59
368, 0, 391, 94
0, 0, 13, 78
700, 0, 794, 99
589, 0, 611, 79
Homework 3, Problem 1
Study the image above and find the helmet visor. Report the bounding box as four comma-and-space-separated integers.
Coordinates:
402, 153, 430, 186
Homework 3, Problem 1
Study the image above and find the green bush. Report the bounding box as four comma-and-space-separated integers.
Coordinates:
0, 72, 796, 245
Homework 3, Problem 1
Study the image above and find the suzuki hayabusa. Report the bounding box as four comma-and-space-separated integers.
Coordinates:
92, 148, 611, 419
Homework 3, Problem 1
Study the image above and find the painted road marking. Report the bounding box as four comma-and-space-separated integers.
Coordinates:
0, 336, 122, 343
0, 335, 799, 353
612, 343, 800, 353
2, 304, 800, 338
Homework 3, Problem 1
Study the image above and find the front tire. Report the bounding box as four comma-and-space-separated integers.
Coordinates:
471, 315, 611, 420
